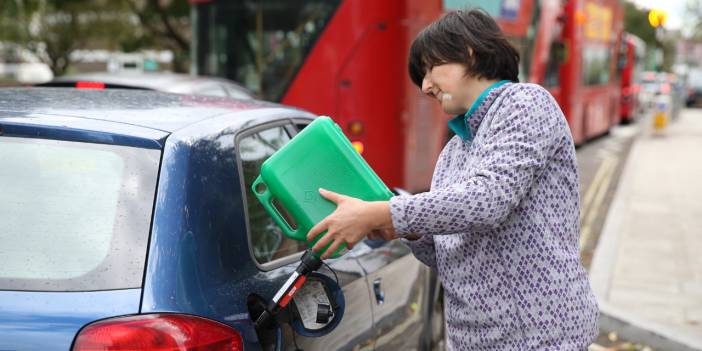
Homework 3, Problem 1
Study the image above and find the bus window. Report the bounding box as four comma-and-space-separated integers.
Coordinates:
616, 39, 628, 79
582, 44, 611, 85
543, 41, 564, 87
193, 0, 341, 101
519, 0, 540, 82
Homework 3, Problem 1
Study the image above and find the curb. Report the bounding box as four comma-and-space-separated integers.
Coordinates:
598, 302, 702, 351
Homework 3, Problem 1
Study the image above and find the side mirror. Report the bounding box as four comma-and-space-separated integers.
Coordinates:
289, 272, 345, 337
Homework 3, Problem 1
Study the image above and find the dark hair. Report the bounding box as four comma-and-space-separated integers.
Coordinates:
408, 9, 520, 86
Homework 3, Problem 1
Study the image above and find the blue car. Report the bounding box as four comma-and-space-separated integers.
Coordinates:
0, 88, 443, 351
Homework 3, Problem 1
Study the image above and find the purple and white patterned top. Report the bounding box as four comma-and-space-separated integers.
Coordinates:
390, 82, 599, 350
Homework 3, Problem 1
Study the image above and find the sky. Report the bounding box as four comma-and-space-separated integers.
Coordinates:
630, 0, 689, 31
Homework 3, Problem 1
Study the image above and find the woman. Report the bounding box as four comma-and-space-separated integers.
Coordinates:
306, 9, 599, 350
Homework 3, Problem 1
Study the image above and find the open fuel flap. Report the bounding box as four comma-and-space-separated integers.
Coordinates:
248, 255, 345, 349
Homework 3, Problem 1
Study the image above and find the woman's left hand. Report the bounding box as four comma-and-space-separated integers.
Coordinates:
307, 188, 392, 259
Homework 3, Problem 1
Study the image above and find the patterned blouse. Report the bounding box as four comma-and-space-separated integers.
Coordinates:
390, 82, 599, 350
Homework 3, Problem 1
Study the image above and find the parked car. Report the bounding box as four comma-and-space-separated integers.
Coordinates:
686, 68, 702, 107
639, 71, 661, 112
36, 71, 255, 100
0, 88, 442, 351
639, 71, 686, 120
0, 42, 54, 84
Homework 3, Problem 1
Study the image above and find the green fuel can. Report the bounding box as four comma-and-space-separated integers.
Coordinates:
252, 116, 393, 258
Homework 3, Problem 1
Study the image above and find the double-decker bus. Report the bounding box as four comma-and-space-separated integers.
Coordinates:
561, 0, 624, 142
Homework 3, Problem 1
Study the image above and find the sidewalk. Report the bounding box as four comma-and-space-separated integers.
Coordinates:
590, 108, 702, 351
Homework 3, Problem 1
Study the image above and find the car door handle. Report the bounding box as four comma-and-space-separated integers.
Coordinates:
373, 278, 385, 305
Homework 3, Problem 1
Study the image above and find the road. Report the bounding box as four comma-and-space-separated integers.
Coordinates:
577, 121, 642, 269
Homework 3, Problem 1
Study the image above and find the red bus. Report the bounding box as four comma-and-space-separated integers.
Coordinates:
619, 33, 646, 123
548, 0, 624, 143
561, 0, 624, 143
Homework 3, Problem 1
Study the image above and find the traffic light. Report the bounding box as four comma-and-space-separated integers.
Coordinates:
648, 9, 667, 28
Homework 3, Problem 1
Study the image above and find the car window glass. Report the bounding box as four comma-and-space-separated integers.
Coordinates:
0, 137, 159, 291
239, 126, 307, 264
295, 123, 308, 132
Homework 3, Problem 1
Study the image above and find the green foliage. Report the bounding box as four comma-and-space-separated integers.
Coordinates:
0, 0, 190, 75
0, 0, 138, 75
623, 1, 656, 46
689, 0, 702, 39
661, 35, 678, 71
121, 0, 190, 72
622, 0, 678, 72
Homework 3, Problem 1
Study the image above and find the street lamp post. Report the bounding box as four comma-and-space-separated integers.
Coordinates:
648, 9, 667, 71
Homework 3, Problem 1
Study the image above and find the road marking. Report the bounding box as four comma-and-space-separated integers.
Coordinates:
580, 156, 618, 250
581, 156, 616, 220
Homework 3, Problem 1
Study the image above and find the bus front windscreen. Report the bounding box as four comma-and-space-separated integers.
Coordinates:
193, 0, 341, 101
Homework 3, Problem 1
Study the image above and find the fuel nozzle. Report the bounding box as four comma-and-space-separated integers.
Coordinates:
254, 250, 323, 329
296, 249, 324, 275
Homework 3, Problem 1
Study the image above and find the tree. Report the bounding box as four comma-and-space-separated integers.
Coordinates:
122, 0, 190, 72
623, 1, 656, 46
0, 0, 136, 75
0, 0, 191, 75
622, 0, 678, 71
688, 0, 702, 39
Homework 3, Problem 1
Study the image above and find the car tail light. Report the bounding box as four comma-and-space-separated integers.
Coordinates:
75, 81, 105, 90
72, 314, 243, 351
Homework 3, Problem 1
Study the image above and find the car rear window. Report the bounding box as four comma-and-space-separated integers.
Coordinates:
0, 137, 160, 291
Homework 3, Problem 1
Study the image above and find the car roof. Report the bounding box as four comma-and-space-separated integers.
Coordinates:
41, 71, 254, 97
0, 88, 311, 145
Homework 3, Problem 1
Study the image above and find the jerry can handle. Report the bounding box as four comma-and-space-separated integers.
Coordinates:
252, 175, 300, 239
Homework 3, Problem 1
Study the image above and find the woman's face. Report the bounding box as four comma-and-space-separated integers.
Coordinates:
421, 62, 477, 115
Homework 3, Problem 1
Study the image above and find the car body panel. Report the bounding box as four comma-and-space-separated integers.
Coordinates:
0, 88, 280, 133
351, 241, 430, 350
0, 115, 165, 149
0, 289, 141, 351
